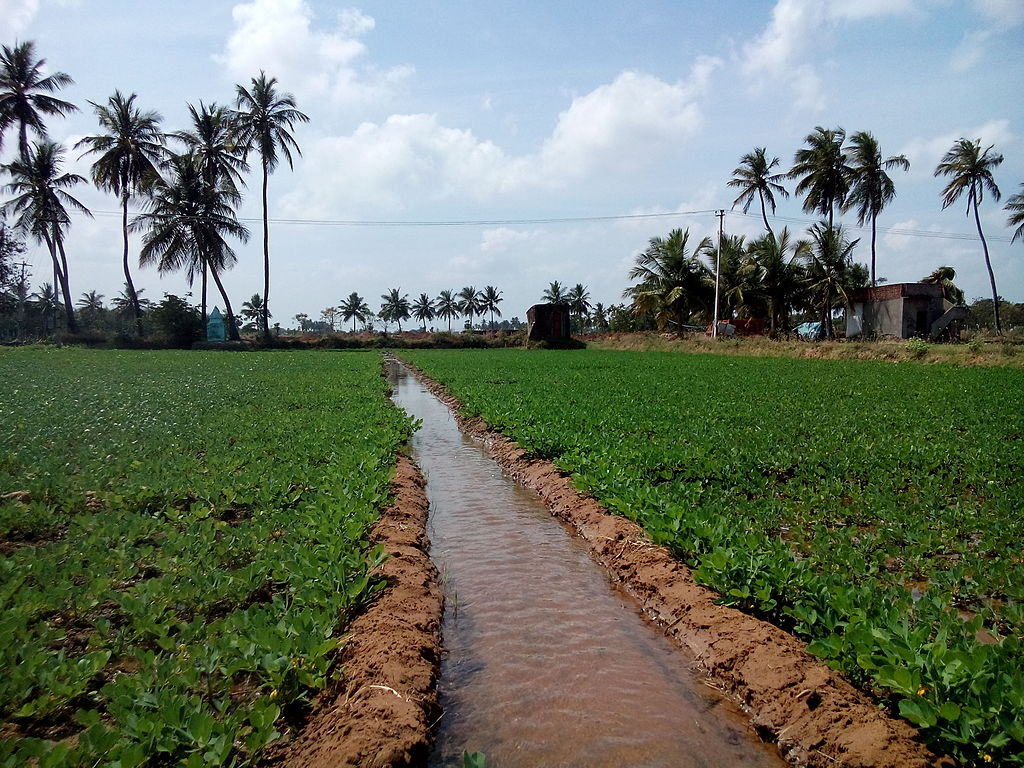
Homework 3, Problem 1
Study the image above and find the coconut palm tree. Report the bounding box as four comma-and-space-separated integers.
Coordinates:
566, 283, 591, 328
701, 234, 746, 323
727, 147, 789, 236
232, 72, 309, 340
240, 293, 269, 327
921, 266, 965, 305
380, 288, 411, 332
172, 101, 249, 323
132, 152, 249, 340
435, 289, 459, 332
1005, 183, 1024, 244
3, 141, 90, 332
339, 292, 369, 333
843, 131, 909, 287
76, 91, 165, 334
0, 41, 77, 160
624, 228, 713, 333
110, 283, 151, 320
790, 126, 850, 228
479, 285, 503, 329
743, 228, 809, 336
542, 280, 566, 303
803, 223, 863, 339
30, 281, 60, 332
591, 302, 609, 332
412, 292, 435, 331
934, 138, 1004, 332
458, 285, 482, 329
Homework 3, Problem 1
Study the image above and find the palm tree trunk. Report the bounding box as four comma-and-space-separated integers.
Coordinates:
758, 189, 773, 237
122, 191, 143, 335
261, 160, 271, 341
870, 214, 878, 287
209, 262, 240, 341
972, 191, 1001, 333
54, 237, 78, 334
201, 260, 208, 336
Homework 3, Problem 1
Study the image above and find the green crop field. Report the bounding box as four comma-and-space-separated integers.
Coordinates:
0, 348, 412, 767
403, 348, 1024, 766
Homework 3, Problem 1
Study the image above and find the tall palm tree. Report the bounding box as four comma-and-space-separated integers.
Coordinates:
1005, 183, 1024, 244
458, 285, 481, 329
623, 228, 712, 333
232, 72, 309, 340
743, 228, 809, 336
541, 280, 566, 303
934, 138, 1004, 332
435, 289, 459, 332
76, 91, 165, 334
380, 288, 411, 332
790, 126, 850, 228
843, 131, 909, 286
479, 285, 503, 329
339, 292, 370, 332
591, 302, 608, 332
412, 292, 435, 331
803, 223, 863, 339
3, 141, 90, 332
727, 147, 789, 236
172, 101, 249, 324
132, 153, 249, 340
0, 41, 77, 160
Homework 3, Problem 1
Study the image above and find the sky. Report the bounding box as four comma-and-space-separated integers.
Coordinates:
2, 0, 1023, 328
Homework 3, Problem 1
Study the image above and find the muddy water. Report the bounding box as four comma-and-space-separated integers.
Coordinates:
389, 362, 784, 768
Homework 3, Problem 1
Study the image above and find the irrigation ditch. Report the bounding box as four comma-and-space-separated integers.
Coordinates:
271, 355, 952, 767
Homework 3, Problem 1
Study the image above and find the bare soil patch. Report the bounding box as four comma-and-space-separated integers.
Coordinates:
407, 363, 952, 768
266, 457, 443, 768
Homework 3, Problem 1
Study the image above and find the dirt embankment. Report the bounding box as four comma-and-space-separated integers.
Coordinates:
407, 363, 953, 768
268, 457, 443, 768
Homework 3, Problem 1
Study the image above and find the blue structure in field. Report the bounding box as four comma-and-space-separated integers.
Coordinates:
207, 307, 226, 342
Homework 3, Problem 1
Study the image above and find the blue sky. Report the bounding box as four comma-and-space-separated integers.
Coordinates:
3, 0, 1023, 327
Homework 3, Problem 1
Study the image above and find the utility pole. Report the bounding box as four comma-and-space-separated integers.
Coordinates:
712, 210, 724, 338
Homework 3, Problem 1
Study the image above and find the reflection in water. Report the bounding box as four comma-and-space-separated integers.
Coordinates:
388, 362, 783, 768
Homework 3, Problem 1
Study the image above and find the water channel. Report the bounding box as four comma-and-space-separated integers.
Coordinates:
388, 361, 785, 768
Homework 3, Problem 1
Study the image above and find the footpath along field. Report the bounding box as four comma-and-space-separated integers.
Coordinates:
0, 348, 413, 767
403, 348, 1024, 767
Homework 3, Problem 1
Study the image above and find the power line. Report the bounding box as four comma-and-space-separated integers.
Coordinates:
80, 206, 1013, 242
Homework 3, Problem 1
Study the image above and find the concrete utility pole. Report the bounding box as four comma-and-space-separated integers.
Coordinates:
712, 210, 724, 338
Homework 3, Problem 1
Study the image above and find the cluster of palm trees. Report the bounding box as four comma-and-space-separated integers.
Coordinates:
310, 285, 506, 334
0, 40, 307, 340
726, 127, 1023, 333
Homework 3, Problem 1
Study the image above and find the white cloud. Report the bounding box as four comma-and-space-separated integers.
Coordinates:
480, 227, 533, 253
216, 0, 411, 106
538, 66, 714, 181
0, 0, 39, 36
900, 119, 1014, 178
971, 0, 1024, 27
741, 0, 920, 110
281, 65, 717, 215
951, 29, 993, 72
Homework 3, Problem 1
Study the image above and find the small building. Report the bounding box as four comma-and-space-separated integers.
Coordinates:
848, 283, 966, 340
207, 307, 227, 342
526, 303, 571, 342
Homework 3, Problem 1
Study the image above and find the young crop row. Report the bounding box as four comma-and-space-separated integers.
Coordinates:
0, 348, 413, 767
402, 348, 1024, 767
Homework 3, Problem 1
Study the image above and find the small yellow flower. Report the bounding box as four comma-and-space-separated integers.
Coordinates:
983, 755, 992, 763
270, 689, 278, 699
916, 686, 927, 696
